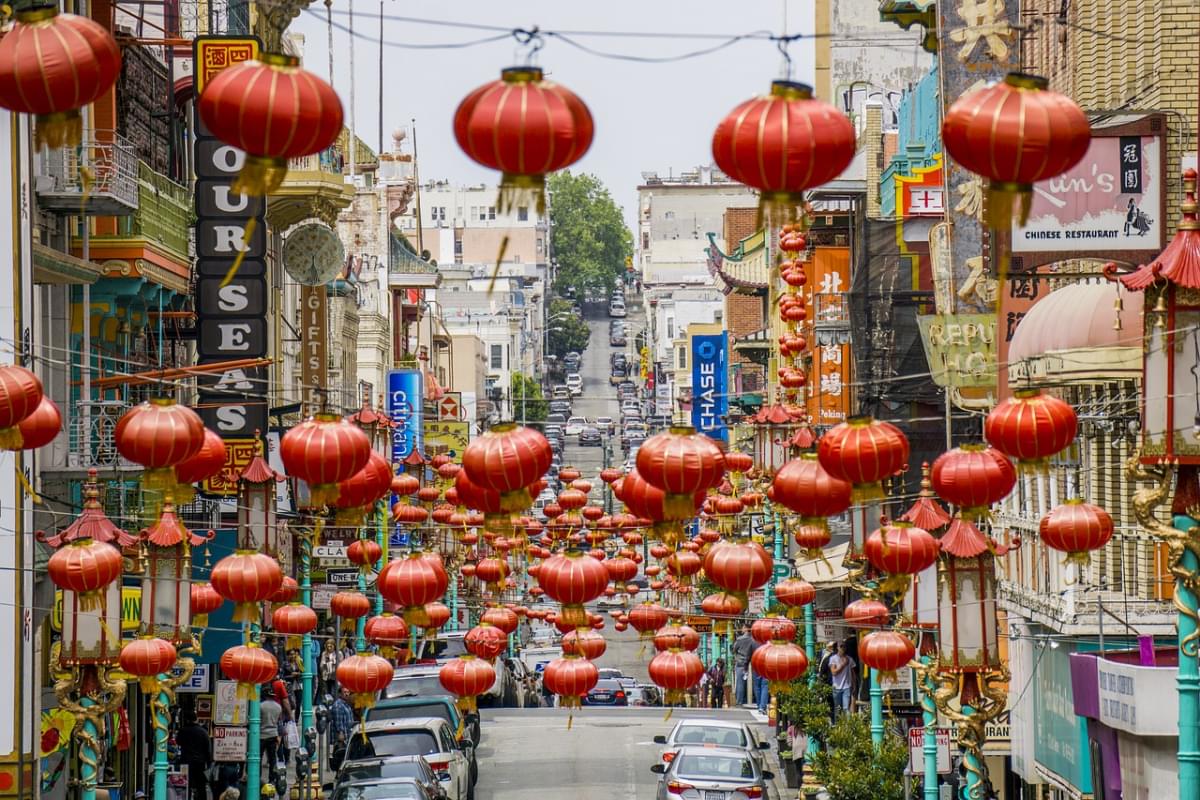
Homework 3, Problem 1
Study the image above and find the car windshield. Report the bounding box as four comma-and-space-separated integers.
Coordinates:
417, 637, 467, 660
346, 731, 440, 760
368, 701, 456, 727
332, 783, 422, 800
674, 753, 756, 781
592, 679, 622, 691
674, 725, 747, 747
338, 760, 426, 783
384, 675, 445, 698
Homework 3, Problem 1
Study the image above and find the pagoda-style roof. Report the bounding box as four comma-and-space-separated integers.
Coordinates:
1118, 169, 1200, 291
403, 450, 427, 466
706, 231, 769, 295
748, 403, 806, 425
38, 469, 137, 549
940, 518, 990, 558
143, 501, 210, 548
900, 463, 951, 530
237, 438, 284, 484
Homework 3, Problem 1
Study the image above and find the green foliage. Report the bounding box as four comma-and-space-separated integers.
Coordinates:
511, 373, 548, 423
547, 171, 633, 300
777, 679, 833, 746
811, 714, 908, 800
546, 298, 591, 358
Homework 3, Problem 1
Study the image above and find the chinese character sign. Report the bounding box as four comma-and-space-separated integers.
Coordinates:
691, 333, 728, 442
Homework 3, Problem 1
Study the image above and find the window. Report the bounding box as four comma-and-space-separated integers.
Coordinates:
488, 206, 496, 220
517, 206, 529, 221
678, 347, 687, 369
491, 344, 503, 369
666, 317, 675, 340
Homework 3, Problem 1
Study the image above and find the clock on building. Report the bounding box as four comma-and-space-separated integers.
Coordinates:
282, 223, 345, 286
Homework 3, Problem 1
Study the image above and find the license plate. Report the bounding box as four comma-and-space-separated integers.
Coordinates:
592, 693, 611, 700
704, 793, 727, 800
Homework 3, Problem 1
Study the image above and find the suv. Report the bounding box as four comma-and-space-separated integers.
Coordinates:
346, 719, 471, 800
551, 386, 570, 400
565, 374, 583, 396
366, 694, 480, 746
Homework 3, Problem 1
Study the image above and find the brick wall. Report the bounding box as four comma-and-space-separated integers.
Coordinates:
723, 207, 758, 247
722, 206, 765, 391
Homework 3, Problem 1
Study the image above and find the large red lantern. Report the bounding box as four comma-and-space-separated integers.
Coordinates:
454, 66, 593, 211
702, 540, 772, 601
648, 649, 705, 705
120, 636, 178, 693
334, 452, 394, 514
115, 398, 206, 490
377, 553, 448, 625
481, 606, 519, 636
536, 551, 610, 627
930, 444, 1016, 519
199, 54, 343, 195
604, 556, 639, 584
542, 655, 599, 710
750, 641, 809, 692
654, 623, 701, 653
13, 395, 61, 451
844, 598, 889, 629
1039, 499, 1113, 565
173, 428, 227, 502
337, 653, 395, 710
280, 413, 371, 507
462, 423, 552, 512
0, 8, 121, 149
562, 628, 607, 660
751, 616, 797, 644
636, 426, 726, 518
712, 80, 855, 220
272, 603, 318, 647
772, 454, 853, 524
347, 539, 383, 575
47, 538, 123, 611
863, 522, 940, 594
700, 592, 745, 635
773, 578, 816, 618
440, 655, 498, 713
220, 643, 278, 698
859, 630, 916, 679
209, 550, 284, 623
817, 416, 909, 500
364, 613, 410, 660
984, 390, 1078, 467
190, 583, 224, 628
665, 550, 703, 585
465, 624, 508, 661
627, 602, 670, 639
331, 591, 372, 621
942, 73, 1090, 225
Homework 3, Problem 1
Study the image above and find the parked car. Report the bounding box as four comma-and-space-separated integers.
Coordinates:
653, 718, 772, 771
366, 695, 479, 748
504, 656, 543, 708
330, 777, 438, 800
335, 757, 449, 800
609, 365, 627, 384
565, 375, 584, 396
552, 386, 570, 400
609, 332, 627, 347
564, 416, 587, 436
549, 399, 572, 416
546, 413, 567, 425
578, 426, 603, 446
583, 678, 628, 706
596, 669, 638, 695
595, 416, 615, 434
608, 301, 627, 318
346, 719, 472, 800
650, 745, 773, 800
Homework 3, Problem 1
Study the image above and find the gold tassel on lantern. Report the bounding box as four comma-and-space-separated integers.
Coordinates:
231, 602, 262, 625
232, 155, 289, 197
36, 110, 84, 151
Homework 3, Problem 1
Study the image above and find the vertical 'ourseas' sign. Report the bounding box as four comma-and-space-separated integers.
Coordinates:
193, 37, 269, 495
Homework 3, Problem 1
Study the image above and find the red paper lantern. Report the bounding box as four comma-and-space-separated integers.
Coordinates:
712, 80, 855, 218
120, 636, 178, 692
47, 538, 122, 611
273, 603, 318, 637
364, 613, 410, 659
649, 649, 705, 704
377, 553, 448, 625
280, 413, 371, 507
269, 576, 299, 604
392, 472, 421, 497
627, 602, 670, 639
563, 628, 607, 660
636, 426, 726, 515
462, 423, 553, 512
942, 73, 1090, 224
542, 655, 599, 709
864, 522, 940, 592
199, 54, 343, 195
859, 630, 916, 678
190, 583, 224, 627
702, 540, 772, 599
771, 454, 852, 521
334, 452, 394, 511
337, 653, 395, 709
1040, 499, 1114, 565
347, 539, 383, 570
700, 592, 745, 635
115, 398, 205, 489
750, 641, 809, 692
599, 468, 623, 484
220, 643, 277, 698
654, 623, 701, 653
330, 591, 371, 620
751, 616, 797, 644
604, 556, 638, 584
817, 416, 909, 499
844, 598, 889, 629
480, 606, 519, 635
0, 7, 121, 149
454, 66, 593, 209
210, 551, 284, 623
14, 395, 61, 451
773, 578, 816, 616
439, 655, 497, 713
537, 551, 610, 627
423, 602, 451, 635
665, 550, 703, 585
984, 390, 1078, 467
792, 523, 833, 560
173, 428, 227, 490
473, 558, 509, 591
464, 624, 507, 660
930, 444, 1016, 518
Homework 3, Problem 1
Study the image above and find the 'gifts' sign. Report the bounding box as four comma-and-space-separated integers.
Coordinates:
193, 37, 268, 492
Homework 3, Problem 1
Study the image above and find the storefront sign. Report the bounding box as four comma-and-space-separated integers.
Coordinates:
212, 726, 247, 762
213, 679, 247, 726
1014, 134, 1162, 253
193, 36, 267, 486
916, 314, 998, 388
1033, 646, 1093, 793
1096, 659, 1177, 737
691, 333, 728, 442
300, 286, 329, 403
437, 392, 462, 421
907, 727, 951, 774
387, 369, 424, 463
173, 663, 210, 693
51, 588, 141, 633
424, 421, 469, 460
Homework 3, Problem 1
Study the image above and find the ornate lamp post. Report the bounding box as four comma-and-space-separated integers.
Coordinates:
39, 471, 133, 800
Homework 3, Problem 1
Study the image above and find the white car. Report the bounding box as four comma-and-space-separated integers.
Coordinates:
565, 374, 584, 396
609, 302, 627, 317
349, 718, 472, 800
595, 416, 616, 434
653, 718, 772, 771
565, 416, 587, 436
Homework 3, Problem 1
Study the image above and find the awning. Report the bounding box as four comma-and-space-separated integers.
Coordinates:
33, 243, 104, 285
795, 542, 851, 587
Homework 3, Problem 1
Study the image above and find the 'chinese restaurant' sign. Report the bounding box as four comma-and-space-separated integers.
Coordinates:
916, 314, 997, 388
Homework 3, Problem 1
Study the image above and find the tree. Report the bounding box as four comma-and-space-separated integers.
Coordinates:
511, 372, 548, 423
546, 298, 591, 358
547, 171, 633, 300
810, 714, 908, 800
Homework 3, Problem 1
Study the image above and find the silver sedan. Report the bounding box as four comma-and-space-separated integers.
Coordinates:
650, 745, 773, 799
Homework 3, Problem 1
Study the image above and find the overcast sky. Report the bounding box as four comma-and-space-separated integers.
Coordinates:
293, 1, 815, 227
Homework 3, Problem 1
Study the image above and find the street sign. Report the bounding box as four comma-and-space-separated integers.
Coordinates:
213, 726, 248, 762
772, 563, 790, 580
312, 586, 335, 610
438, 392, 462, 421
327, 568, 360, 586
213, 680, 247, 726
687, 615, 713, 633
907, 727, 951, 774
173, 663, 210, 693
314, 544, 347, 559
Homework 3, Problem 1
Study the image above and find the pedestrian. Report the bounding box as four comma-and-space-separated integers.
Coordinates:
210, 762, 242, 800
754, 662, 770, 714
705, 658, 726, 709
175, 711, 211, 800
259, 686, 282, 777
731, 626, 757, 707
319, 639, 341, 697
329, 687, 356, 772
817, 641, 836, 719
271, 677, 293, 765
829, 641, 855, 718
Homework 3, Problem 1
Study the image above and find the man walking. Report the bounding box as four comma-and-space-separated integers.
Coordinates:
259, 686, 283, 777
705, 658, 726, 709
176, 711, 211, 800
829, 641, 855, 717
329, 687, 356, 772
731, 626, 757, 707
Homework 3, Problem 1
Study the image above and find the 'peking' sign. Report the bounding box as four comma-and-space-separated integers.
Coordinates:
193, 37, 269, 494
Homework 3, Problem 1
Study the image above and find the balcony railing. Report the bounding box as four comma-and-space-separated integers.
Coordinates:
812, 293, 852, 346
288, 145, 345, 174
67, 400, 134, 469
129, 162, 191, 260
36, 133, 140, 216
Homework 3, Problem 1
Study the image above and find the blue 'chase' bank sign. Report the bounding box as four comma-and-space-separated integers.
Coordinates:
691, 332, 728, 442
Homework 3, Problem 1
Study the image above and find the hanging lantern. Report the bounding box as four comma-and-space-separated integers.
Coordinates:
480, 606, 519, 635
702, 540, 772, 604
439, 654, 497, 714
942, 73, 1090, 226
863, 521, 940, 595
273, 603, 318, 649
13, 395, 61, 451
750, 640, 809, 693
627, 602, 670, 640
337, 653, 395, 710
772, 454, 852, 527
1039, 499, 1113, 566
654, 623, 701, 653
190, 583, 224, 628
712, 80, 855, 223
636, 426, 726, 519
751, 616, 797, 644
220, 643, 278, 699
464, 624, 507, 661
562, 628, 607, 660
665, 550, 702, 586
377, 553, 448, 626
773, 578, 816, 619
542, 655, 599, 710
930, 444, 1016, 520
984, 390, 1078, 468
462, 423, 552, 512
334, 452, 394, 523
473, 557, 510, 593
537, 550, 610, 627
331, 591, 372, 625
210, 550, 284, 624
281, 413, 371, 508
119, 636, 178, 693
198, 53, 343, 195
140, 501, 203, 645
844, 598, 889, 629
423, 602, 452, 638
792, 523, 832, 560
599, 468, 623, 484
270, 576, 299, 605
604, 556, 639, 585
454, 66, 593, 213
649, 649, 705, 705
115, 398, 205, 491
700, 592, 745, 635
347, 539, 383, 576
817, 416, 909, 501
365, 613, 410, 660
859, 630, 916, 680
173, 429, 227, 504
47, 537, 123, 611
0, 7, 121, 149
